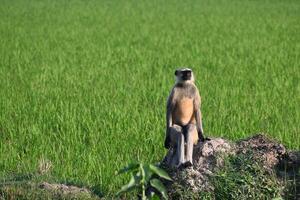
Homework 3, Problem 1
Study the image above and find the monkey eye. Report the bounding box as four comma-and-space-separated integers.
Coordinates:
183, 71, 191, 76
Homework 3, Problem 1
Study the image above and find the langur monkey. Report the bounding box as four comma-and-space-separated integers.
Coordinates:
164, 68, 205, 168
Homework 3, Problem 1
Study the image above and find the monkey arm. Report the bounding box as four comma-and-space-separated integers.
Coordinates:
195, 109, 204, 140
194, 90, 204, 141
164, 109, 172, 149
165, 90, 174, 149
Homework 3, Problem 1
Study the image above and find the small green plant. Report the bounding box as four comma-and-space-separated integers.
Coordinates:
116, 162, 172, 199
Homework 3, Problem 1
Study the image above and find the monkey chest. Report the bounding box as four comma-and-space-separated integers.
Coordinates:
173, 98, 195, 125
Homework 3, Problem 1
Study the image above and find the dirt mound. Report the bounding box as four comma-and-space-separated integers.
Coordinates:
39, 182, 92, 196
161, 134, 300, 199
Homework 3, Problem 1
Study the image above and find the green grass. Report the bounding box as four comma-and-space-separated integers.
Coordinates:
212, 153, 283, 200
0, 0, 299, 196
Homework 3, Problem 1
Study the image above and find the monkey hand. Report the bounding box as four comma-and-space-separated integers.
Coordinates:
197, 129, 205, 142
164, 129, 171, 149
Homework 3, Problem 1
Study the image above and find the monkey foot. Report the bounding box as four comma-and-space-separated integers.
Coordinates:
178, 161, 193, 170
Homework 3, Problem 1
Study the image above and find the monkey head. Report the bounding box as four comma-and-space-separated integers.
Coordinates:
175, 68, 195, 83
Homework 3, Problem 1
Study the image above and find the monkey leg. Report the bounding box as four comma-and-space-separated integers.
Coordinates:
169, 124, 185, 166
185, 124, 198, 165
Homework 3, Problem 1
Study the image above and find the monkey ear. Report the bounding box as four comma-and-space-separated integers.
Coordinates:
175, 70, 178, 76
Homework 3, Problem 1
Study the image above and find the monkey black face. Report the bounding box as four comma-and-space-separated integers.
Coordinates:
175, 68, 193, 81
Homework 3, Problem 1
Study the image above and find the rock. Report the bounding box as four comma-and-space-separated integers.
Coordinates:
39, 182, 92, 196
161, 137, 234, 192
236, 134, 286, 170
160, 133, 300, 197
193, 138, 234, 169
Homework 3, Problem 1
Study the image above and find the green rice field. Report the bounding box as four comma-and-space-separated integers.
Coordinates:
0, 0, 299, 196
